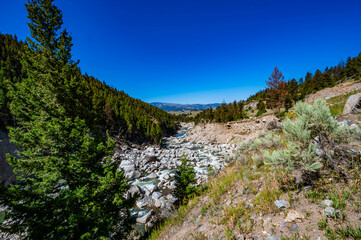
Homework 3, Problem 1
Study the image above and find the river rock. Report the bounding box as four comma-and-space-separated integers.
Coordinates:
136, 199, 147, 209
141, 184, 157, 195
152, 191, 162, 200
129, 185, 142, 198
136, 210, 153, 224
166, 194, 178, 204
119, 163, 135, 172
343, 93, 361, 114
146, 172, 158, 179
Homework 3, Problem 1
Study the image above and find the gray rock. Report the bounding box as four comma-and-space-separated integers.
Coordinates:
120, 160, 133, 165
280, 221, 287, 233
274, 200, 289, 210
316, 148, 324, 156
136, 210, 153, 224
125, 171, 135, 180
120, 163, 135, 172
343, 93, 361, 114
147, 172, 158, 179
154, 198, 163, 208
133, 171, 141, 179
324, 207, 340, 218
168, 181, 177, 189
166, 194, 178, 203
152, 191, 162, 200
146, 221, 154, 228
142, 184, 157, 195
267, 236, 281, 240
198, 225, 206, 231
266, 119, 280, 130
129, 185, 142, 198
289, 224, 299, 232
136, 199, 147, 209
321, 200, 333, 207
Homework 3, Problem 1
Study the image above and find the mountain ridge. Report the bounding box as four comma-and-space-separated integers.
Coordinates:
150, 102, 222, 112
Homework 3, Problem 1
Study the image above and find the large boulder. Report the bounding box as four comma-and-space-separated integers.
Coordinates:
343, 93, 361, 114
136, 210, 153, 224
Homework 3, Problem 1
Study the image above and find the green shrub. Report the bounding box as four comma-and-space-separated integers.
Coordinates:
174, 155, 198, 204
265, 99, 359, 174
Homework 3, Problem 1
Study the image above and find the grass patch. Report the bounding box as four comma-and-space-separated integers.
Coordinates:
208, 163, 243, 203
325, 225, 361, 239
326, 88, 361, 116
252, 186, 282, 214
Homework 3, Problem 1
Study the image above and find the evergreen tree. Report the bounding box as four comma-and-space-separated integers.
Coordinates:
266, 66, 288, 111
174, 155, 198, 204
256, 100, 266, 117
0, 1, 133, 239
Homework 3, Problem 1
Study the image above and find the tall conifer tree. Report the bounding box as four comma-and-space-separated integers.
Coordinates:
0, 1, 133, 239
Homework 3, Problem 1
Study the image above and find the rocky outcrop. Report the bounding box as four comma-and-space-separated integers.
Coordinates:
343, 93, 361, 114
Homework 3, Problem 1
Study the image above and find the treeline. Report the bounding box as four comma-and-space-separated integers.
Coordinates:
247, 53, 361, 111
191, 101, 247, 124
189, 52, 361, 123
0, 33, 176, 144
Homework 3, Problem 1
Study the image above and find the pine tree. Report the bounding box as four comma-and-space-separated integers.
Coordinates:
266, 66, 288, 111
174, 155, 198, 204
0, 1, 133, 239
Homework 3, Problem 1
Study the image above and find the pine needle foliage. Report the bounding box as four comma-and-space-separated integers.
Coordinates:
174, 155, 198, 204
0, 1, 133, 239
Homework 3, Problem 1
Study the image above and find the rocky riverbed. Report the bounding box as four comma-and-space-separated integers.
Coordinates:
115, 123, 239, 230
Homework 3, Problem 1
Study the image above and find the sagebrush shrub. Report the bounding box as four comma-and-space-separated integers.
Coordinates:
265, 99, 360, 173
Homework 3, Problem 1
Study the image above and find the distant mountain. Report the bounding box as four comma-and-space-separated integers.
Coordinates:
150, 102, 222, 112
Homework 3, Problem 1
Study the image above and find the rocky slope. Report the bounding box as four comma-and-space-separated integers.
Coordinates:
305, 80, 361, 103
149, 91, 361, 240
115, 114, 281, 233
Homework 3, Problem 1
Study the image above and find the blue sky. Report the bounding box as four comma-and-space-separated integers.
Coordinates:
1, 0, 361, 104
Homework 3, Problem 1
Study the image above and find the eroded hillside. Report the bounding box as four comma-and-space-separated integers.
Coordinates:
149, 92, 361, 240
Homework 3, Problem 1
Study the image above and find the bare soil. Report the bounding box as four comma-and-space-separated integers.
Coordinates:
187, 114, 278, 145
305, 80, 361, 103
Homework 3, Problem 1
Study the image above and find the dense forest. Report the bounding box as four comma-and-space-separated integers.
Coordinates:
0, 33, 176, 144
191, 101, 247, 124
191, 52, 361, 123
247, 54, 361, 108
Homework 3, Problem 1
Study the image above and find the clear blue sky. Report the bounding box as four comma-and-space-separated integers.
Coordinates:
1, 0, 361, 104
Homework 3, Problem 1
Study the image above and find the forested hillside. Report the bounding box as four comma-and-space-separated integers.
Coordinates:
0, 33, 176, 144
191, 101, 247, 124
191, 53, 361, 123
246, 55, 361, 109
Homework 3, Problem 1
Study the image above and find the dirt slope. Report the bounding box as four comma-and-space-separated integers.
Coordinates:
187, 114, 278, 145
